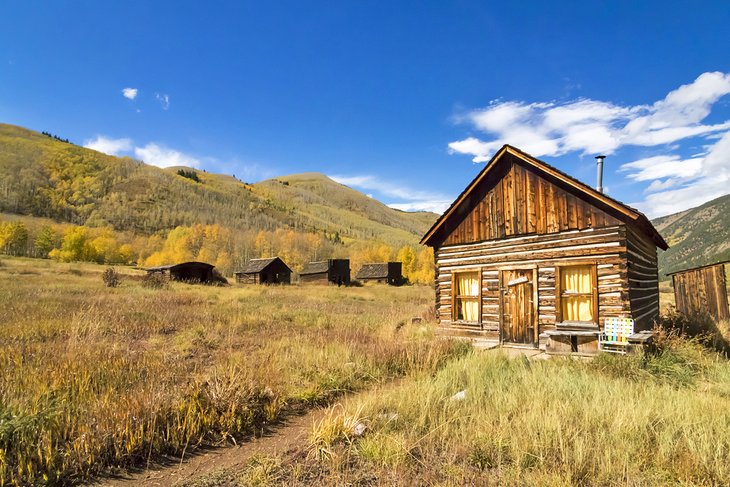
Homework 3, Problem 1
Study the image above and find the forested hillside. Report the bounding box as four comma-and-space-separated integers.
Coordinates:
652, 192, 730, 276
0, 123, 437, 280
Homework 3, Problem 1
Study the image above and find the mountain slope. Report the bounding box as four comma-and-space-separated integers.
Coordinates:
0, 123, 436, 246
652, 193, 730, 276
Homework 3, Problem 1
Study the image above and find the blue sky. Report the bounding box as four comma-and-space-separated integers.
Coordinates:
1, 1, 729, 218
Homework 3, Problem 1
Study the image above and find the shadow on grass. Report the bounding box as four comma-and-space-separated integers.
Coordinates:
656, 308, 730, 357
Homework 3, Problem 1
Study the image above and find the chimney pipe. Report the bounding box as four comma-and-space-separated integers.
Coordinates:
595, 155, 606, 193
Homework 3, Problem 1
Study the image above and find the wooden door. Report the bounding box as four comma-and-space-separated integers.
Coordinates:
500, 269, 536, 344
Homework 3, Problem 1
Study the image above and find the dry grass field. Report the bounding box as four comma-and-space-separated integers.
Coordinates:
3, 256, 730, 486
0, 257, 467, 486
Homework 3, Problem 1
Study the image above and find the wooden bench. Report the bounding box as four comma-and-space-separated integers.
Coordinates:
545, 329, 600, 355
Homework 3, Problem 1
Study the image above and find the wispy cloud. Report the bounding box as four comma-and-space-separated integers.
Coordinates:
134, 143, 199, 168
84, 136, 133, 156
449, 71, 730, 217
122, 87, 138, 100
621, 131, 730, 217
155, 93, 170, 110
331, 174, 452, 213
449, 72, 730, 162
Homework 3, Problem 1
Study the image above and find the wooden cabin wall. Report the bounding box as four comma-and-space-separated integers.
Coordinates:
443, 162, 621, 246
672, 264, 730, 322
626, 225, 661, 330
435, 225, 631, 336
236, 273, 258, 284
300, 273, 329, 284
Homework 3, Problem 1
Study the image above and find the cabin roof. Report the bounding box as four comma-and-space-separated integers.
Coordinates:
357, 263, 396, 279
145, 261, 214, 272
421, 144, 668, 250
666, 260, 730, 276
236, 257, 289, 274
300, 261, 330, 275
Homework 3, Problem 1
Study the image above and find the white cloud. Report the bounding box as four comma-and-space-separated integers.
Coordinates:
619, 155, 704, 182
134, 143, 200, 168
84, 136, 133, 156
156, 93, 170, 110
331, 174, 452, 213
122, 88, 138, 100
388, 200, 453, 213
449, 71, 730, 162
449, 71, 730, 218
623, 131, 730, 217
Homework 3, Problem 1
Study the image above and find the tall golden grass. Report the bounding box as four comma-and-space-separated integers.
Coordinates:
304, 334, 730, 485
0, 257, 467, 485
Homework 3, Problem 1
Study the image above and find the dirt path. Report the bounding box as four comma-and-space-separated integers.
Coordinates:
94, 405, 325, 487
93, 349, 545, 487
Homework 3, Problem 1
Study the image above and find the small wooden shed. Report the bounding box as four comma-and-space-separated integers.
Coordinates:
356, 262, 403, 285
145, 262, 228, 284
421, 144, 668, 352
299, 259, 350, 285
235, 257, 292, 284
668, 261, 729, 322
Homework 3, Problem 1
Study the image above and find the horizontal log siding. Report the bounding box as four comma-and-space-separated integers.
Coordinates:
626, 225, 660, 330
436, 225, 631, 334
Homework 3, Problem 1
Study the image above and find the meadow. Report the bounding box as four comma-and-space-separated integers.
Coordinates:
0, 257, 466, 485
189, 334, 730, 487
3, 256, 730, 486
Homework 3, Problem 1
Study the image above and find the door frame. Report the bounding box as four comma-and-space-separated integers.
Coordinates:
498, 266, 539, 346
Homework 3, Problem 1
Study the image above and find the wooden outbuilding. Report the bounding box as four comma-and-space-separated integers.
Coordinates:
669, 261, 729, 322
235, 257, 292, 284
356, 262, 403, 285
421, 145, 668, 352
299, 259, 350, 285
145, 262, 228, 284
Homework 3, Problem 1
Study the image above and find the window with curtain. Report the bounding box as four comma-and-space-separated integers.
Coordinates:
454, 271, 480, 322
560, 265, 595, 322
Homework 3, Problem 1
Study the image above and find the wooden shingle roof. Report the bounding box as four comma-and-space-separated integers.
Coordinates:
300, 261, 330, 275
357, 263, 390, 279
236, 257, 287, 274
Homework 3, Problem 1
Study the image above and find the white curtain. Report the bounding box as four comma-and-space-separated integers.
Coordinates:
561, 266, 593, 321
457, 272, 479, 321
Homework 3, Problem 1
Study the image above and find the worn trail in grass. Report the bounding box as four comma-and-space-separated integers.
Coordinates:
98, 379, 403, 487
0, 257, 468, 486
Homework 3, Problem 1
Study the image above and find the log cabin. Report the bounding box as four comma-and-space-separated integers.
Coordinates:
299, 259, 351, 285
421, 145, 668, 353
356, 262, 403, 285
145, 262, 228, 284
235, 257, 292, 284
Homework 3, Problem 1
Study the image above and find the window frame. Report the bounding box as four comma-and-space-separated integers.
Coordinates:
451, 268, 482, 325
555, 263, 598, 326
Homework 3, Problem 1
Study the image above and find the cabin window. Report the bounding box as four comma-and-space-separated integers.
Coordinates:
558, 265, 596, 323
453, 271, 480, 322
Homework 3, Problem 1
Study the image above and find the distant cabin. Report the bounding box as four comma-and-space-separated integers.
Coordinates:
235, 257, 292, 284
421, 145, 668, 353
356, 262, 403, 285
145, 262, 228, 284
299, 259, 351, 285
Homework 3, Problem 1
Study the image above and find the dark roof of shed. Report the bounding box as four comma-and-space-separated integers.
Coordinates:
236, 257, 289, 274
666, 260, 730, 276
357, 263, 390, 279
145, 261, 214, 272
421, 144, 668, 250
300, 261, 330, 275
